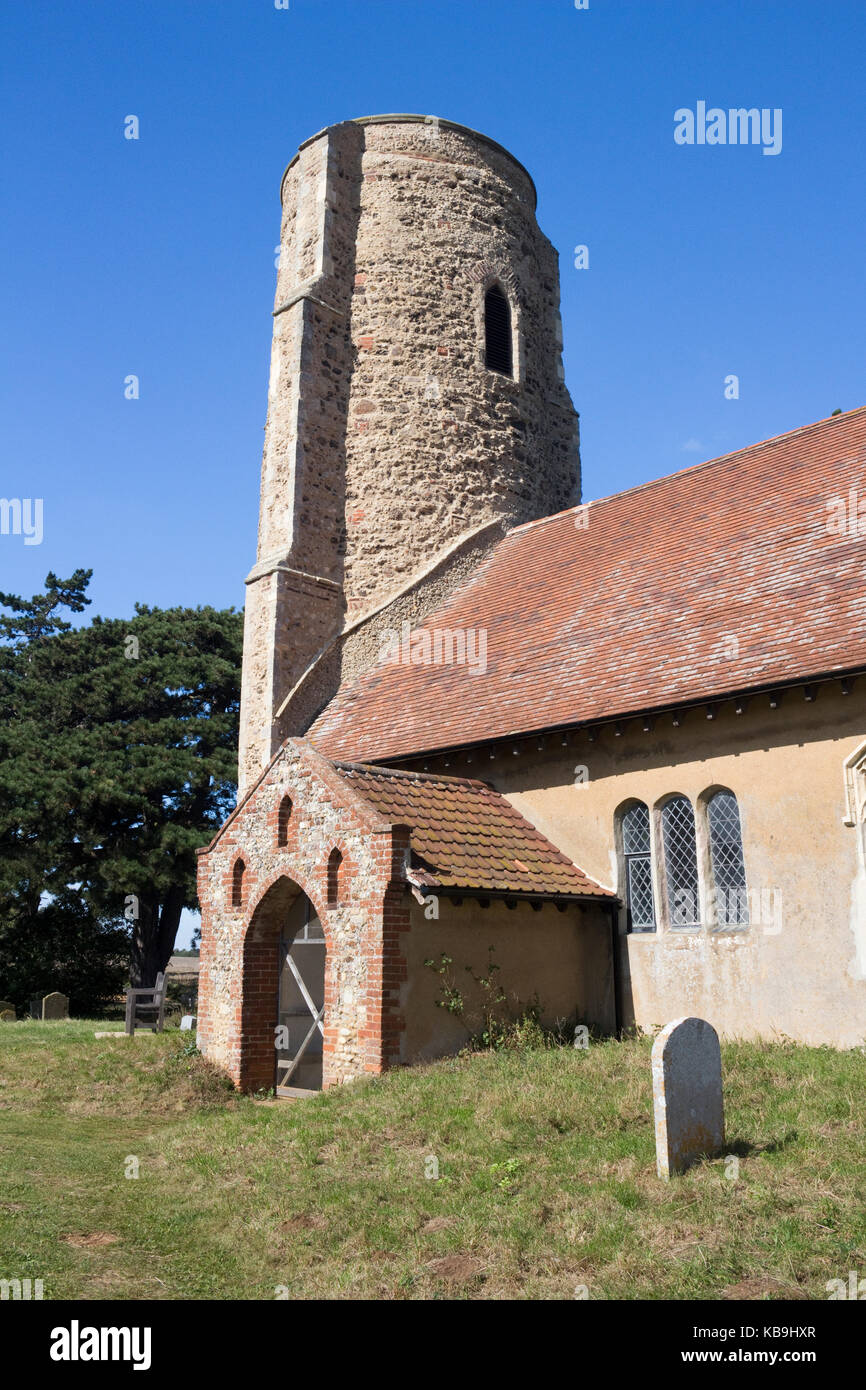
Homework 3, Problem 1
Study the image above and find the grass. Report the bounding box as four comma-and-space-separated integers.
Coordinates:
0, 1020, 864, 1300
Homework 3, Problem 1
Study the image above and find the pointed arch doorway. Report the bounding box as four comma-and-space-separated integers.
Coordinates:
277, 891, 326, 1096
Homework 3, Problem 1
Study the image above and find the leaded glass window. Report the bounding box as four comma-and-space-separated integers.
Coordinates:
707, 790, 749, 927
661, 796, 700, 928
621, 801, 656, 932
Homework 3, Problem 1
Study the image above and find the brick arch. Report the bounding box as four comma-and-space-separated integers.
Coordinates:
239, 868, 332, 1093
474, 262, 521, 299
246, 865, 331, 949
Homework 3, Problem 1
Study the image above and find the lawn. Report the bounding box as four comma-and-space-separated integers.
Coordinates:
0, 1021, 863, 1300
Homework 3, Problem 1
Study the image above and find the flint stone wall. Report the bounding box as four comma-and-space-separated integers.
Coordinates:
240, 116, 581, 789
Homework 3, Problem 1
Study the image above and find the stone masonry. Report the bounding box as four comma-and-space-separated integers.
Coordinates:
239, 116, 581, 790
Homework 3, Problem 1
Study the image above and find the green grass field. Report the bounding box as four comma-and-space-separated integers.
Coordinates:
0, 1021, 863, 1300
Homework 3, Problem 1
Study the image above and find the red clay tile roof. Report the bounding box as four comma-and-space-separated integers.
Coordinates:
333, 762, 613, 899
311, 407, 866, 761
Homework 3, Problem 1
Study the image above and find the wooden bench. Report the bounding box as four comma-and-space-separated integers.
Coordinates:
124, 971, 167, 1035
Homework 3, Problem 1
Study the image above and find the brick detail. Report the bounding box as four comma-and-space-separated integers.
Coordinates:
197, 738, 407, 1091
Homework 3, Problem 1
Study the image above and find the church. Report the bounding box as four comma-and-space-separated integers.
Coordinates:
196, 115, 866, 1095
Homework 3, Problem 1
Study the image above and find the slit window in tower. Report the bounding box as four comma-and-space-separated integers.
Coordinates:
484, 284, 513, 376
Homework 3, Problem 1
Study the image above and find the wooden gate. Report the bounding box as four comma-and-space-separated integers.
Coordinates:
276, 894, 325, 1097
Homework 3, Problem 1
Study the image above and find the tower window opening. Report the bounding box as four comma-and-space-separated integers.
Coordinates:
484, 284, 513, 376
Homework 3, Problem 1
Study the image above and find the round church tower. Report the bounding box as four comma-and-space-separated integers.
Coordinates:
241, 116, 581, 788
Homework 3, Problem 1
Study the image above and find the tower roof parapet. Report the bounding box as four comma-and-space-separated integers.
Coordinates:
280, 113, 537, 209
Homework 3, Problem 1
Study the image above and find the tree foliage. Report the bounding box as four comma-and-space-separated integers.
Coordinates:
0, 571, 243, 1004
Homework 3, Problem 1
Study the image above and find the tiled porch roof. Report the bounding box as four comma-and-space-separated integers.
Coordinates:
333, 761, 613, 900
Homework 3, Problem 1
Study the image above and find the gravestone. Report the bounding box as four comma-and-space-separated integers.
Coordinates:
652, 1016, 724, 1179
41, 992, 69, 1020
0, 1008, 16, 1022
180, 1015, 197, 1032
0, 1000, 15, 1018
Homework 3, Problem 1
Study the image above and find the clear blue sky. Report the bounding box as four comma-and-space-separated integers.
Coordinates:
2, 0, 864, 619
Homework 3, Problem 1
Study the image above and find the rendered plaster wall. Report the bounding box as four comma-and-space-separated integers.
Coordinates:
401, 895, 615, 1061
427, 685, 866, 1048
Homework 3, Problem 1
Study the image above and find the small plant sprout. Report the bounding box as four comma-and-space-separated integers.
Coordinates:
488, 1157, 522, 1192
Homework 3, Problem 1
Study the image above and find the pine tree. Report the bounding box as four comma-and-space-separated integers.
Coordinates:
0, 573, 243, 1000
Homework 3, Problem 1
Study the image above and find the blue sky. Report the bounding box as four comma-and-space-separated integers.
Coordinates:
3, 0, 863, 945
3, 0, 865, 620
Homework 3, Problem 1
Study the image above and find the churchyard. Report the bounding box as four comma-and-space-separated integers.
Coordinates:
0, 1021, 863, 1301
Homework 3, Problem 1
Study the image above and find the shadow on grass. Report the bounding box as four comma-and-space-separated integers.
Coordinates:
724, 1130, 799, 1158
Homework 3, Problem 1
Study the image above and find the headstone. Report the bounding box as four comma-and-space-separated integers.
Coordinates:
180, 1015, 197, 1032
0, 1008, 16, 1022
652, 1016, 724, 1179
0, 1000, 15, 1018
30, 997, 42, 1019
41, 992, 69, 1020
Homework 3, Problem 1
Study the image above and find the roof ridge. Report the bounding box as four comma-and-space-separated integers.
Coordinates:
503, 404, 866, 540
333, 758, 490, 790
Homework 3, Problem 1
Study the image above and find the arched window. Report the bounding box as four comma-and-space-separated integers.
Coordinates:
484, 284, 513, 376
620, 801, 656, 932
661, 796, 700, 928
277, 795, 293, 848
706, 790, 749, 927
327, 848, 343, 908
231, 859, 246, 910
